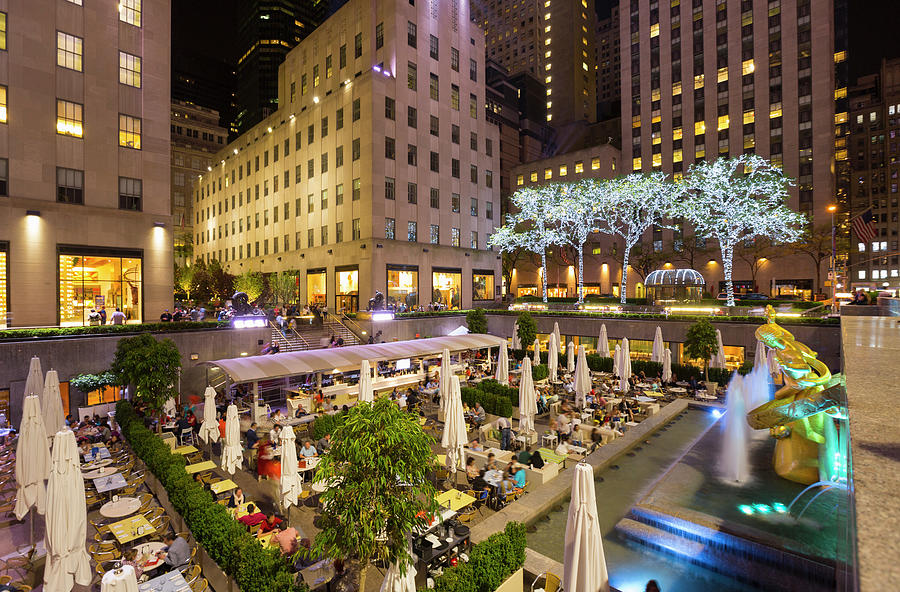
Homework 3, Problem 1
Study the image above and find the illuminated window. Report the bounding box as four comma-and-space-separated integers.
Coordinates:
559, 165, 567, 176
0, 86, 6, 123
57, 32, 83, 72
672, 81, 682, 95
632, 115, 641, 128
743, 110, 755, 124
119, 114, 141, 149
545, 75, 552, 84
517, 174, 524, 186
834, 87, 847, 99
530, 171, 538, 182
632, 157, 642, 170
544, 167, 552, 180
673, 127, 682, 140
694, 120, 705, 135
547, 114, 552, 121
56, 99, 83, 137
473, 272, 495, 300
582, 62, 588, 71
0, 13, 6, 51
770, 106, 783, 118
717, 67, 728, 83
545, 50, 551, 58
59, 253, 142, 326
545, 63, 552, 71
545, 38, 551, 45
119, 51, 141, 88
651, 88, 661, 102
591, 157, 600, 170
119, 0, 141, 27
574, 161, 584, 173
545, 12, 551, 20
673, 149, 683, 162
650, 23, 660, 37
652, 154, 662, 167
544, 25, 551, 33
834, 51, 847, 63
741, 59, 755, 75
694, 74, 704, 89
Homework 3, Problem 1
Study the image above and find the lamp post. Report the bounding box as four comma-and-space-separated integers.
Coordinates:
827, 205, 837, 314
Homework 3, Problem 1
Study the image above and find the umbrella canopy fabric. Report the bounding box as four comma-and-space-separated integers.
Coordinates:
44, 430, 91, 592
380, 556, 417, 592
518, 358, 537, 433
662, 348, 673, 383
496, 342, 510, 386
533, 338, 541, 367
100, 565, 138, 592
613, 345, 621, 378
553, 323, 561, 356
441, 376, 467, 473
563, 462, 610, 592
618, 339, 632, 393
753, 341, 767, 371
598, 325, 610, 358
567, 342, 576, 373
358, 359, 374, 403
221, 404, 242, 474
651, 327, 665, 363
280, 424, 302, 508
710, 329, 726, 369
197, 386, 220, 444
511, 322, 521, 350
439, 348, 453, 416
163, 397, 177, 418
24, 356, 44, 400
42, 370, 66, 440
548, 335, 559, 382
574, 345, 590, 408
15, 395, 50, 519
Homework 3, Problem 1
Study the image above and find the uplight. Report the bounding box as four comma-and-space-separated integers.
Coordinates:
313, 96, 320, 104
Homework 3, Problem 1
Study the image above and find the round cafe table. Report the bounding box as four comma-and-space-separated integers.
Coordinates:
84, 466, 118, 479
83, 458, 113, 470
100, 497, 142, 519
133, 541, 167, 573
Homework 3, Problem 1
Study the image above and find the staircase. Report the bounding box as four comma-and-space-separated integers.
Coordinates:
269, 313, 362, 352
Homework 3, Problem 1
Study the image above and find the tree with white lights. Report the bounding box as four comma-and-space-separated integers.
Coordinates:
553, 180, 601, 303
594, 172, 683, 304
680, 155, 806, 306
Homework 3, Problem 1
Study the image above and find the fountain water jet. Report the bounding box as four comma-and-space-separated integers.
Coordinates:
721, 373, 750, 483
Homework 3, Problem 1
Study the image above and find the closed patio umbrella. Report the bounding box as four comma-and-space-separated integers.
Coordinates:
753, 340, 767, 371
710, 329, 726, 369
221, 404, 242, 474
567, 341, 575, 373
553, 322, 561, 355
197, 386, 219, 444
358, 359, 374, 403
548, 334, 559, 382
100, 565, 138, 592
15, 395, 50, 520
439, 348, 452, 416
533, 338, 541, 367
24, 356, 43, 400
619, 338, 632, 393
42, 369, 66, 440
380, 555, 417, 592
511, 321, 521, 350
563, 462, 610, 592
495, 342, 509, 386
651, 326, 664, 363
574, 345, 590, 407
441, 375, 467, 474
44, 430, 91, 592
662, 348, 673, 383
279, 423, 302, 509
597, 325, 610, 358
613, 345, 621, 378
518, 357, 537, 434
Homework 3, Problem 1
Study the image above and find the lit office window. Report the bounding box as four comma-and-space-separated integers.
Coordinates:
57, 32, 83, 72
119, 0, 141, 27
56, 99, 83, 137
0, 13, 8, 51
119, 114, 141, 149
0, 86, 6, 123
119, 51, 141, 87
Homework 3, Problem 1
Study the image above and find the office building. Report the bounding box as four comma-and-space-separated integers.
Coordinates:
171, 101, 228, 266
0, 0, 172, 328
194, 0, 501, 311
172, 55, 237, 135
596, 3, 621, 120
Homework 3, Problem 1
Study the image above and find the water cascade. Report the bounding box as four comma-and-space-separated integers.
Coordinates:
721, 373, 750, 483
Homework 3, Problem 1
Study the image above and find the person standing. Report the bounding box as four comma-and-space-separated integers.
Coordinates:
498, 415, 513, 451
110, 307, 126, 325
88, 308, 101, 325
98, 306, 107, 325
159, 309, 172, 322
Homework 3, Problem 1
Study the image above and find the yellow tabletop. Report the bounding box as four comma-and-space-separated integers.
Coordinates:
435, 490, 476, 512
231, 501, 252, 520
173, 445, 198, 455
210, 479, 237, 495
257, 532, 275, 547
185, 460, 216, 474
108, 514, 154, 544
419, 417, 427, 426
436, 454, 447, 466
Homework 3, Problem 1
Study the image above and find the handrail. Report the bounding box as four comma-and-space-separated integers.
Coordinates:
324, 311, 364, 343
338, 312, 368, 341
268, 320, 311, 351
288, 325, 312, 349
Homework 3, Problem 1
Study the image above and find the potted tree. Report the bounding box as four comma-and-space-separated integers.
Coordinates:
684, 318, 718, 381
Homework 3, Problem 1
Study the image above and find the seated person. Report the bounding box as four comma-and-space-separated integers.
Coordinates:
227, 487, 245, 508
258, 514, 283, 534
121, 549, 144, 579
484, 452, 498, 471
316, 434, 332, 454
300, 440, 319, 458
294, 404, 308, 417
465, 457, 480, 481
512, 464, 527, 489
157, 533, 191, 573
406, 390, 419, 407
472, 403, 486, 426
555, 440, 571, 457
273, 526, 299, 555
468, 439, 484, 452
238, 504, 267, 527
529, 448, 545, 469
517, 445, 533, 466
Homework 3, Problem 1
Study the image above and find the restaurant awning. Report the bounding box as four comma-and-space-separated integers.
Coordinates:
205, 334, 507, 384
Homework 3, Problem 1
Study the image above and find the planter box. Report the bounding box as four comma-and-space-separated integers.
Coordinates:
495, 567, 524, 592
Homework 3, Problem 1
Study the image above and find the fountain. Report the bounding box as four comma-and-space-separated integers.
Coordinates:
721, 373, 750, 484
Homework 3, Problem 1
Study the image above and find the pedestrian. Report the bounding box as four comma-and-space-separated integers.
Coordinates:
98, 306, 107, 325
110, 307, 126, 325
160, 309, 172, 322
88, 308, 101, 325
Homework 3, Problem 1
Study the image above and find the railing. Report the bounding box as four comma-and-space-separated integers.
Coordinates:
338, 312, 369, 342
269, 321, 312, 352
323, 312, 362, 345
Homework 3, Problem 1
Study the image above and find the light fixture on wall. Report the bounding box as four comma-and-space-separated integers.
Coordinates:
153, 222, 165, 228
327, 249, 333, 254
25, 210, 41, 217
360, 244, 366, 249
423, 248, 429, 253
190, 353, 199, 361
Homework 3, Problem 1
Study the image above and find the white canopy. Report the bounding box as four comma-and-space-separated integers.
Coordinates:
753, 340, 767, 371
597, 325, 610, 358
662, 348, 673, 383
710, 329, 726, 369
574, 345, 590, 407
439, 348, 452, 416
618, 338, 632, 393
518, 357, 537, 434
441, 375, 467, 474
42, 370, 66, 440
100, 564, 138, 592
15, 395, 50, 519
447, 325, 469, 336
44, 430, 91, 592
533, 338, 541, 367
563, 462, 610, 592
553, 322, 561, 355
280, 424, 302, 509
358, 359, 374, 403
221, 404, 242, 474
548, 335, 559, 382
197, 386, 220, 444
511, 321, 521, 350
567, 341, 575, 373
495, 342, 509, 386
651, 326, 664, 363
24, 356, 44, 400
208, 334, 506, 383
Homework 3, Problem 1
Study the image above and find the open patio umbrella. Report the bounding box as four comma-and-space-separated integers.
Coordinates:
197, 386, 220, 444
100, 565, 138, 592
358, 359, 374, 403
280, 423, 302, 509
511, 321, 521, 350
441, 375, 467, 474
662, 348, 673, 383
15, 395, 50, 520
496, 341, 510, 386
548, 334, 559, 382
753, 340, 767, 371
518, 357, 537, 434
710, 329, 726, 369
42, 369, 66, 440
533, 338, 541, 367
563, 462, 610, 592
553, 322, 561, 356
439, 348, 452, 416
651, 326, 664, 363
613, 345, 621, 378
567, 341, 576, 373
44, 429, 91, 592
221, 404, 242, 474
574, 345, 590, 408
380, 554, 417, 592
597, 325, 610, 358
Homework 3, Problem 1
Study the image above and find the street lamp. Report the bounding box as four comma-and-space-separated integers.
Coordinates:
827, 205, 837, 314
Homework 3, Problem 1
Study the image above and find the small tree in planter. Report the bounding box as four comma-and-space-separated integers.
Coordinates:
308, 398, 438, 591
516, 312, 536, 350
684, 318, 718, 380
110, 334, 182, 419
466, 308, 488, 334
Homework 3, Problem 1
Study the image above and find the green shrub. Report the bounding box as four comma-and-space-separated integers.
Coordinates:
509, 348, 528, 362
466, 308, 488, 334
531, 364, 549, 382
433, 522, 526, 592
516, 312, 537, 348
459, 387, 513, 417
311, 412, 345, 441
0, 321, 228, 341
585, 354, 614, 372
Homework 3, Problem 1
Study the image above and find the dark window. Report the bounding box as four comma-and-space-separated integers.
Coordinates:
57, 167, 83, 204
118, 177, 142, 211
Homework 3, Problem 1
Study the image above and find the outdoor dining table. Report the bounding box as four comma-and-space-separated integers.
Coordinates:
668, 387, 688, 394
84, 466, 118, 479
230, 501, 252, 519
298, 457, 320, 481
210, 479, 237, 495
435, 489, 476, 512
138, 570, 191, 592
84, 446, 111, 462
300, 558, 336, 590
94, 473, 128, 494
280, 415, 316, 427
100, 497, 143, 519
634, 396, 656, 403
172, 445, 198, 455
109, 514, 155, 544
184, 460, 216, 474
82, 458, 113, 471
134, 541, 166, 573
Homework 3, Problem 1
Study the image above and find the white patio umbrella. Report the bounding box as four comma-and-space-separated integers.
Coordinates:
221, 404, 242, 474
100, 565, 138, 592
563, 462, 610, 592
358, 359, 374, 403
15, 395, 50, 520
753, 341, 767, 371
662, 348, 673, 383
44, 429, 91, 592
42, 369, 66, 440
553, 322, 562, 355
441, 376, 467, 474
567, 341, 576, 373
380, 555, 417, 592
574, 345, 590, 408
597, 325, 610, 358
496, 341, 510, 386
511, 321, 521, 350
163, 397, 177, 419
613, 345, 621, 377
651, 326, 664, 363
710, 329, 726, 369
518, 358, 537, 434
439, 348, 452, 416
533, 338, 541, 367
619, 338, 632, 393
197, 386, 220, 444
548, 334, 559, 382
279, 423, 302, 509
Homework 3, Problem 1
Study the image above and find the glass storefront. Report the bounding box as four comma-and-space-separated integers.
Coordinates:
473, 270, 495, 301
678, 343, 745, 372
307, 269, 327, 306
547, 285, 568, 298
517, 285, 538, 297
0, 243, 7, 329
59, 251, 142, 326
432, 268, 462, 310
387, 265, 418, 310
335, 266, 359, 313
581, 284, 602, 296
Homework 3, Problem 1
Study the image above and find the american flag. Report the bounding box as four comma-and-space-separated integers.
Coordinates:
851, 208, 877, 243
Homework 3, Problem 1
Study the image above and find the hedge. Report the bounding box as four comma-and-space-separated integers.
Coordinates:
115, 401, 303, 592
460, 387, 513, 418
0, 321, 229, 341
432, 522, 527, 592
311, 412, 345, 441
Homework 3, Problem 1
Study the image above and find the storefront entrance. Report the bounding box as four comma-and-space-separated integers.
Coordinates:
59, 247, 142, 326
307, 269, 327, 306
335, 266, 359, 313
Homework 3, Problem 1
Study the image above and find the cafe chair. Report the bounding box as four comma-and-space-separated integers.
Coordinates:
180, 428, 196, 446
456, 506, 477, 524
191, 577, 209, 592
150, 516, 171, 540
88, 544, 120, 563
248, 523, 263, 536
95, 559, 121, 577
0, 575, 10, 585
181, 564, 201, 584
143, 507, 165, 522
138, 493, 154, 512
10, 584, 30, 592
89, 519, 112, 536
531, 571, 561, 592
